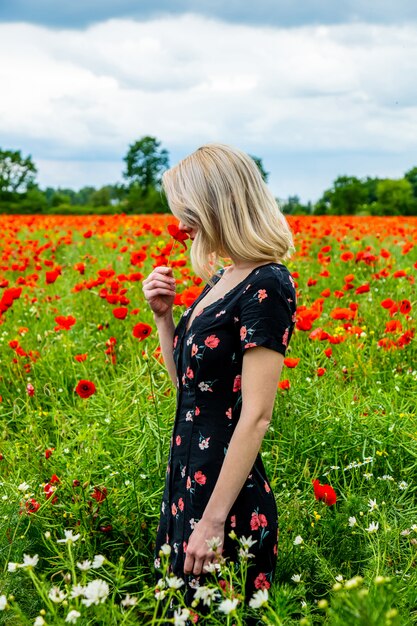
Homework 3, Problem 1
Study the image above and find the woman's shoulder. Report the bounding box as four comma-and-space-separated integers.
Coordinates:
251, 262, 295, 289
244, 263, 297, 310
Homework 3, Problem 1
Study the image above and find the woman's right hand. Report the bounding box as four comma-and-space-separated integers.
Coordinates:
142, 266, 176, 319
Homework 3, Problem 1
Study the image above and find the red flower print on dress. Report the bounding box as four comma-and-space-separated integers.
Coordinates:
225, 407, 232, 419
171, 502, 177, 516
186, 476, 191, 490
191, 343, 198, 357
178, 497, 184, 511
240, 326, 247, 340
257, 289, 268, 302
195, 406, 200, 416
204, 334, 220, 349
282, 327, 289, 347
254, 572, 270, 590
176, 435, 181, 446
264, 481, 271, 493
173, 335, 178, 348
230, 514, 236, 528
244, 342, 257, 349
194, 470, 207, 485
312, 478, 337, 506
250, 512, 268, 530
186, 366, 194, 379
233, 375, 241, 392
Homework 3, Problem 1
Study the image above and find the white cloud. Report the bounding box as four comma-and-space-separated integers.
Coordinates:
0, 14, 416, 197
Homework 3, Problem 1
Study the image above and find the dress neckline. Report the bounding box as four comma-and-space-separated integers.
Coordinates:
184, 262, 282, 335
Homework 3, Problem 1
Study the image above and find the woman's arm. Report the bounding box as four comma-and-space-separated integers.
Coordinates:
153, 312, 177, 386
183, 345, 285, 576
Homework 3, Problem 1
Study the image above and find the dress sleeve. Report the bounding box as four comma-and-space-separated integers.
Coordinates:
236, 270, 297, 357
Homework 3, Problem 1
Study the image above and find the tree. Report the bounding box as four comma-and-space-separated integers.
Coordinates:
375, 179, 415, 216
314, 176, 367, 215
0, 148, 37, 197
123, 136, 169, 193
249, 155, 269, 183
404, 167, 417, 199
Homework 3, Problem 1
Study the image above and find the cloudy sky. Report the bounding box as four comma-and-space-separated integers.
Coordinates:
1, 1, 416, 203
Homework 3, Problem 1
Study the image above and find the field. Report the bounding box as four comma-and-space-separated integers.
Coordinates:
0, 214, 416, 625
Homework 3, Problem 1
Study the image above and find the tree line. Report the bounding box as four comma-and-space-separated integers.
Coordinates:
0, 137, 416, 216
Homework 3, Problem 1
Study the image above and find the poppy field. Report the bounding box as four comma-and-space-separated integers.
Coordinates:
0, 213, 416, 625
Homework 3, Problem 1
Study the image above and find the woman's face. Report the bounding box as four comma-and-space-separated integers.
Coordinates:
178, 220, 198, 241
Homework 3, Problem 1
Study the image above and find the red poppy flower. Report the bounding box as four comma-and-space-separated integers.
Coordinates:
54, 315, 76, 331
25, 498, 40, 514
312, 479, 337, 506
91, 486, 107, 502
74, 353, 88, 362
112, 307, 128, 320
75, 380, 96, 398
45, 448, 55, 459
132, 323, 152, 341
284, 357, 300, 368
168, 224, 189, 245
26, 383, 35, 396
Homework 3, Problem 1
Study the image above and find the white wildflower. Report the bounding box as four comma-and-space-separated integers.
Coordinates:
206, 536, 222, 551
335, 575, 344, 582
398, 481, 408, 490
363, 473, 373, 480
366, 521, 379, 533
57, 529, 81, 544
203, 561, 221, 573
34, 617, 46, 626
294, 535, 304, 545
240, 535, 257, 550
165, 575, 184, 589
401, 529, 411, 536
368, 498, 378, 512
81, 579, 110, 606
77, 560, 92, 571
7, 562, 19, 572
65, 610, 81, 623
348, 516, 357, 527
173, 607, 190, 626
18, 482, 31, 492
92, 554, 105, 568
291, 574, 302, 583
21, 554, 39, 568
69, 584, 85, 599
218, 597, 239, 614
48, 586, 67, 603
160, 543, 171, 555
121, 594, 138, 607
249, 588, 269, 608
193, 586, 220, 606
0, 595, 7, 610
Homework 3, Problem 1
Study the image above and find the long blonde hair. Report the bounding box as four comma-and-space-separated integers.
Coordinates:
162, 142, 296, 287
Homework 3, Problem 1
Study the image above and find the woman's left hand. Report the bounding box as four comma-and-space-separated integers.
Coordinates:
183, 517, 225, 576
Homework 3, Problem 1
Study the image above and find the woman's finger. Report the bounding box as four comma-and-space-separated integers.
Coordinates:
192, 557, 205, 576
184, 553, 194, 575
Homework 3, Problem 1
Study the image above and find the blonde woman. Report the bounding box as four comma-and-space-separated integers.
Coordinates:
143, 143, 297, 618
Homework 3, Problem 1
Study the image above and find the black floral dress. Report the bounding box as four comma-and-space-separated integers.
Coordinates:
154, 262, 297, 606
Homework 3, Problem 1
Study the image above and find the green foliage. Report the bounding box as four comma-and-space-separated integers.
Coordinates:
123, 136, 169, 192
249, 154, 269, 183
375, 178, 416, 216
0, 148, 37, 198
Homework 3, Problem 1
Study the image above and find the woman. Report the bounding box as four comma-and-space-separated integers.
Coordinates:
143, 143, 297, 618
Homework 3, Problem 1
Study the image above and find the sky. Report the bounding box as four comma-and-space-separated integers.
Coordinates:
0, 1, 416, 203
